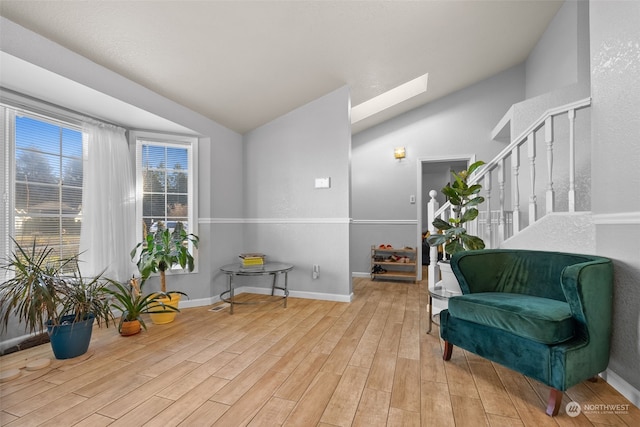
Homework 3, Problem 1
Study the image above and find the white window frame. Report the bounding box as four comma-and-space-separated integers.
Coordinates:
1, 101, 85, 269
0, 105, 13, 266
132, 130, 198, 274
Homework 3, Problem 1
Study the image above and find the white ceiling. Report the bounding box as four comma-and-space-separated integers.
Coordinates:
0, 1, 563, 135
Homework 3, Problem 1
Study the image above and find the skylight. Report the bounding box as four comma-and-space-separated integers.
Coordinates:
351, 73, 429, 124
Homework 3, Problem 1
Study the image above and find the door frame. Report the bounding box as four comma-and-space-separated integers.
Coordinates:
415, 154, 476, 281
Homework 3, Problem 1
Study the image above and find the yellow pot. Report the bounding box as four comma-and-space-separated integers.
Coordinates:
149, 294, 181, 325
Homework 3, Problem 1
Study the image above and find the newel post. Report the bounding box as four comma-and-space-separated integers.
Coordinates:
427, 190, 440, 289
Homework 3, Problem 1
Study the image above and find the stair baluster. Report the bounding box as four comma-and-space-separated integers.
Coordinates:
568, 109, 576, 212
545, 116, 555, 214
498, 158, 506, 243
512, 145, 521, 235
528, 133, 537, 224
484, 172, 492, 245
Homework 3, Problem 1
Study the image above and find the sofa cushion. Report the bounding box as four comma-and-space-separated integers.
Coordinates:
447, 293, 574, 344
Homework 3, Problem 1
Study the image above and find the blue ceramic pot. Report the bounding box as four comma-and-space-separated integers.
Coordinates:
46, 314, 95, 359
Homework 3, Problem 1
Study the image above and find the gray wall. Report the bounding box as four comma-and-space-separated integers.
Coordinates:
525, 0, 591, 100
590, 0, 640, 400
242, 87, 352, 299
350, 65, 525, 274
525, 0, 579, 98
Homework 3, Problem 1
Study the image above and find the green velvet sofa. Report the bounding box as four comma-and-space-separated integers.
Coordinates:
439, 249, 613, 416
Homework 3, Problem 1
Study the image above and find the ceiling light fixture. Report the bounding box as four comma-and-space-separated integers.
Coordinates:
351, 73, 429, 124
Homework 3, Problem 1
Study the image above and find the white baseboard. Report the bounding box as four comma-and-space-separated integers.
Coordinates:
352, 272, 370, 278
0, 333, 38, 353
287, 289, 353, 303
602, 369, 640, 408
179, 287, 353, 308
238, 286, 352, 303
179, 295, 221, 309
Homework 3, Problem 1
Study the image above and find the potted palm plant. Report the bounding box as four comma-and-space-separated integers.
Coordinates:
130, 222, 198, 324
0, 239, 113, 359
427, 160, 486, 292
105, 278, 175, 336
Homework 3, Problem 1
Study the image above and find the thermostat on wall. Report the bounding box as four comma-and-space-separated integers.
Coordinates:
315, 177, 331, 189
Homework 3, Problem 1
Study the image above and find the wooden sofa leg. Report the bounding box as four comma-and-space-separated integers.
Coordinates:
588, 376, 598, 383
546, 389, 563, 416
443, 341, 453, 361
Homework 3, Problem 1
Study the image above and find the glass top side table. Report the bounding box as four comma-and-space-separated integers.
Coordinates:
427, 282, 462, 334
219, 262, 294, 314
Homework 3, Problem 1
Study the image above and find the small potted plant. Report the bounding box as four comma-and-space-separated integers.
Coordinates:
0, 239, 113, 359
427, 160, 486, 291
105, 277, 177, 336
130, 221, 198, 324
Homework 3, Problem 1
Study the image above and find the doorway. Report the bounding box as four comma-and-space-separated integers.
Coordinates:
415, 155, 475, 281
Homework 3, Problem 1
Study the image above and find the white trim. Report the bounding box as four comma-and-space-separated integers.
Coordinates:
352, 272, 371, 278
179, 286, 352, 307
0, 332, 41, 353
199, 218, 245, 224
602, 369, 640, 408
593, 212, 640, 225
178, 295, 221, 309
199, 217, 351, 224
351, 219, 417, 225
288, 289, 353, 303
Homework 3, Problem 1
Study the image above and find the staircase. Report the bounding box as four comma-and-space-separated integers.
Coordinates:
427, 97, 593, 289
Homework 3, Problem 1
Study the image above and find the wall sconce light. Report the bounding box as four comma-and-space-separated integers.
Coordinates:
394, 147, 406, 160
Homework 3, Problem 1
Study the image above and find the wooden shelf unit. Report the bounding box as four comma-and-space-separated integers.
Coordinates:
370, 245, 418, 283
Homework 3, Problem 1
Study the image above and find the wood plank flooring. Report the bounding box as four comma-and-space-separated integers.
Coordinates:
1, 277, 639, 426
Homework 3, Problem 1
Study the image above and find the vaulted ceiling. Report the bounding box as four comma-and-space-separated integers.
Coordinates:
0, 1, 563, 134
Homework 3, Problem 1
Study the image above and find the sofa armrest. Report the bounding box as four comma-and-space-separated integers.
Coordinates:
560, 258, 613, 341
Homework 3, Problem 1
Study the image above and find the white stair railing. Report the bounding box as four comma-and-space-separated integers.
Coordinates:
427, 97, 591, 289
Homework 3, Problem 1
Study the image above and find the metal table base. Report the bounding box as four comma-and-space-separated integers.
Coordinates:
220, 262, 294, 314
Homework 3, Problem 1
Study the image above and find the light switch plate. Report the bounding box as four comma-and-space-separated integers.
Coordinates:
315, 177, 331, 189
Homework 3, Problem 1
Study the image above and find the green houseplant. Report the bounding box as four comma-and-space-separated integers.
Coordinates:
130, 222, 198, 324
106, 278, 177, 335
427, 160, 486, 255
0, 239, 113, 359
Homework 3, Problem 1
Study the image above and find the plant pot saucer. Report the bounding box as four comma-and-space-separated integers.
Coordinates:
25, 358, 51, 371
0, 369, 21, 382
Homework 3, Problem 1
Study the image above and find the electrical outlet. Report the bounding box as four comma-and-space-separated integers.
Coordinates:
410, 195, 416, 204
312, 264, 320, 279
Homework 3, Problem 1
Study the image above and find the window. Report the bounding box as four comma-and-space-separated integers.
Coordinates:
134, 132, 197, 246
2, 107, 83, 268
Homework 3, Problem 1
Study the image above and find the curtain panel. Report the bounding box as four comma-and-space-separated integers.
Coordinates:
79, 123, 136, 281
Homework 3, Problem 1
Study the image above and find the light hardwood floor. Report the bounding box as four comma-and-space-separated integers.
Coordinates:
1, 277, 639, 426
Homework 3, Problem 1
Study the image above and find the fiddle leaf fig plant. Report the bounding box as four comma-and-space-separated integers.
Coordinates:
427, 160, 486, 255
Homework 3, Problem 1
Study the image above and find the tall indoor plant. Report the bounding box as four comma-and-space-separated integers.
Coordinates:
427, 160, 486, 292
0, 239, 113, 359
130, 222, 198, 324
427, 160, 486, 255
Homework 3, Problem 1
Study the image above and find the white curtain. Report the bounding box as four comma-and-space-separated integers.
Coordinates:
79, 122, 136, 281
